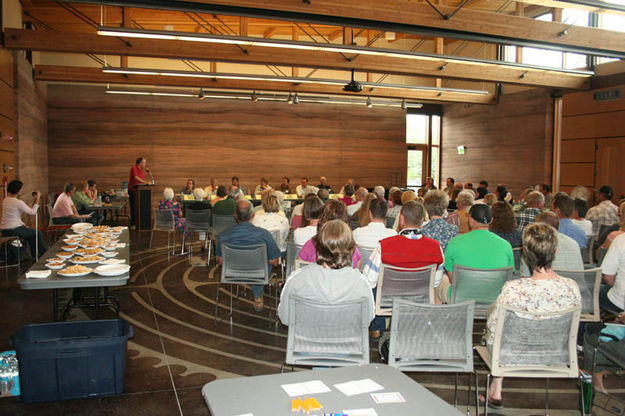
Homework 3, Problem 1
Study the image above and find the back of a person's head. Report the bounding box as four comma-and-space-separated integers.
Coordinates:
574, 198, 589, 218
479, 180, 488, 188
271, 190, 285, 204
262, 194, 280, 213
260, 189, 273, 205
163, 187, 174, 201
64, 182, 75, 194
391, 190, 402, 205
344, 184, 355, 196
401, 190, 417, 205
216, 185, 227, 198
355, 187, 368, 199
483, 193, 497, 206
235, 200, 254, 222
599, 185, 614, 201
317, 189, 329, 202
553, 193, 574, 217
456, 190, 474, 207
495, 185, 508, 201
369, 198, 388, 220
76, 181, 87, 192
476, 187, 488, 199
522, 222, 558, 273
535, 211, 560, 229
490, 201, 517, 233
315, 219, 355, 269
318, 199, 349, 229
228, 186, 240, 199
619, 202, 625, 226
570, 185, 590, 201
304, 196, 324, 221
401, 201, 425, 227
423, 190, 449, 217
193, 187, 205, 201
373, 185, 385, 199
6, 180, 22, 195
525, 191, 545, 207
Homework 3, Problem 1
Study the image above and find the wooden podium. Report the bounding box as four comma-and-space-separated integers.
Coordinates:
134, 184, 153, 231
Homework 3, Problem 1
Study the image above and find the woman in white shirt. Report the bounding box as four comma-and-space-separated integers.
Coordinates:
0, 180, 47, 258
293, 196, 324, 246
252, 194, 289, 253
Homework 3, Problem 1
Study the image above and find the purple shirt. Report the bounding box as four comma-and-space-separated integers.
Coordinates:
298, 237, 362, 268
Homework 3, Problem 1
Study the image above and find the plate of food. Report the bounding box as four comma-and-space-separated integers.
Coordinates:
94, 264, 130, 276
99, 258, 125, 265
101, 251, 118, 258
56, 252, 73, 259
92, 225, 111, 233
61, 245, 77, 252
104, 244, 118, 251
57, 265, 93, 277
46, 262, 65, 270
71, 255, 104, 264
74, 248, 103, 256
63, 239, 80, 245
71, 222, 93, 233
79, 239, 106, 248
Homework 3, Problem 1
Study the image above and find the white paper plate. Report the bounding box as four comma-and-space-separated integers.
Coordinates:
71, 256, 105, 264
46, 263, 65, 270
73, 249, 104, 256
71, 222, 93, 233
99, 259, 125, 265
94, 264, 130, 276
61, 246, 77, 252
63, 239, 80, 245
101, 251, 118, 258
104, 245, 117, 251
56, 252, 73, 259
57, 267, 93, 277
79, 244, 105, 249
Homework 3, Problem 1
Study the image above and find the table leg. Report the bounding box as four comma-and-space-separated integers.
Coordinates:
94, 287, 100, 319
53, 289, 58, 322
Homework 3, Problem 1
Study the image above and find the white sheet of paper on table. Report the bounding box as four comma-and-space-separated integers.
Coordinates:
334, 378, 384, 397
234, 414, 254, 416
371, 392, 405, 404
116, 243, 126, 248
280, 379, 331, 397
343, 408, 379, 416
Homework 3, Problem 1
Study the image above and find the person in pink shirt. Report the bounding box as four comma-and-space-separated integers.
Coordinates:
52, 183, 92, 225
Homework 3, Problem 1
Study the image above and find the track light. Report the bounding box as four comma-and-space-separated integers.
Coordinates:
366, 97, 373, 108
251, 90, 258, 102
287, 92, 294, 104
401, 99, 407, 110
293, 93, 299, 104
198, 89, 205, 100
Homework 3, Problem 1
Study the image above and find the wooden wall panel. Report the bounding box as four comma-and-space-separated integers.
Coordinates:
0, 82, 15, 121
560, 163, 594, 187
0, 49, 15, 88
563, 87, 625, 117
441, 89, 553, 198
0, 116, 16, 152
562, 110, 625, 140
597, 137, 625, 201
0, 48, 15, 212
47, 85, 406, 202
561, 139, 594, 163
16, 55, 48, 201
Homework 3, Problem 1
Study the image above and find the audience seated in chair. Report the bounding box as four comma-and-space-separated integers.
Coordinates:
422, 190, 458, 252
71, 181, 103, 225
158, 187, 186, 233
298, 200, 362, 269
351, 193, 377, 230
363, 201, 444, 336
445, 190, 474, 234
187, 188, 212, 211
438, 204, 514, 303
599, 232, 625, 316
212, 186, 239, 216
338, 184, 356, 207
587, 185, 619, 236
572, 198, 593, 238
252, 194, 289, 253
216, 200, 281, 311
1, 179, 47, 259
353, 198, 396, 249
52, 182, 94, 225
291, 191, 318, 229
520, 212, 583, 276
553, 193, 587, 249
293, 196, 324, 246
279, 219, 374, 326
347, 187, 369, 217
489, 201, 522, 248
598, 201, 625, 252
483, 222, 581, 409
515, 191, 544, 230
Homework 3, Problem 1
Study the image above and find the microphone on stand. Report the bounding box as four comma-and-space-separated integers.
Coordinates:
146, 168, 155, 184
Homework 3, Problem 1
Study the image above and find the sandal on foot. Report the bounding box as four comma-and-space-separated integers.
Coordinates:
478, 393, 504, 409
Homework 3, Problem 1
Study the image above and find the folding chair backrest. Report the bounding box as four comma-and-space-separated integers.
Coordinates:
597, 247, 608, 266
46, 203, 55, 227
491, 305, 580, 377
451, 266, 513, 307
389, 299, 474, 372
286, 295, 369, 367
375, 264, 436, 316
385, 216, 396, 229
357, 246, 374, 272
285, 242, 303, 279
512, 248, 522, 274
152, 208, 175, 231
212, 214, 237, 242
221, 243, 269, 285
269, 229, 280, 250
553, 268, 601, 321
185, 209, 211, 233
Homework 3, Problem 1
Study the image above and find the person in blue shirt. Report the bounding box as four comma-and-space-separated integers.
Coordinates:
216, 199, 280, 311
552, 193, 587, 249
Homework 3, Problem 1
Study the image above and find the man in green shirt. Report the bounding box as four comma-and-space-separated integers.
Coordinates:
71, 182, 103, 225
212, 186, 239, 216
436, 204, 514, 303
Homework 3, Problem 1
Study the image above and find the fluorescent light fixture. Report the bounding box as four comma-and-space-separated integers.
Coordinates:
97, 26, 594, 77
104, 89, 197, 97
102, 67, 490, 96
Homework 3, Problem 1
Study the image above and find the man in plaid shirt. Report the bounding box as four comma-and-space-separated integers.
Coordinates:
587, 185, 619, 236
515, 191, 544, 230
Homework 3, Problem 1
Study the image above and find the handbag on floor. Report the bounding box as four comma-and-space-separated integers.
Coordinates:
593, 392, 625, 416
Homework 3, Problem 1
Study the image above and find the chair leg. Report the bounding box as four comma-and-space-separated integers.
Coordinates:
280, 363, 285, 374
214, 282, 220, 326
485, 373, 491, 416
475, 371, 479, 416
579, 374, 587, 416
454, 372, 459, 407
466, 373, 471, 416
545, 378, 550, 416
149, 230, 154, 249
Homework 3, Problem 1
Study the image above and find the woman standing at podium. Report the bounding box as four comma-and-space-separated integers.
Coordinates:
129, 157, 150, 227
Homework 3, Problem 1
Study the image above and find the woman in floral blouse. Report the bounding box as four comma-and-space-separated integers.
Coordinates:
158, 187, 186, 233
483, 222, 581, 409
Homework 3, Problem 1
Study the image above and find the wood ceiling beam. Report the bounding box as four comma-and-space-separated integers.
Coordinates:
4, 29, 590, 89
145, 0, 625, 56
34, 65, 495, 104
263, 26, 277, 38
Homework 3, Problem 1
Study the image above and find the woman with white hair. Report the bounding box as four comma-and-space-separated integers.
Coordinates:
446, 190, 474, 234
252, 194, 289, 253
158, 187, 185, 232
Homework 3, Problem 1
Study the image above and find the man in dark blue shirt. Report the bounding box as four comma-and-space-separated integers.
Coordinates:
216, 200, 280, 311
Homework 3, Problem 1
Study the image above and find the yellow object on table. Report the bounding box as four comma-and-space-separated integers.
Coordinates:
291, 396, 322, 413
